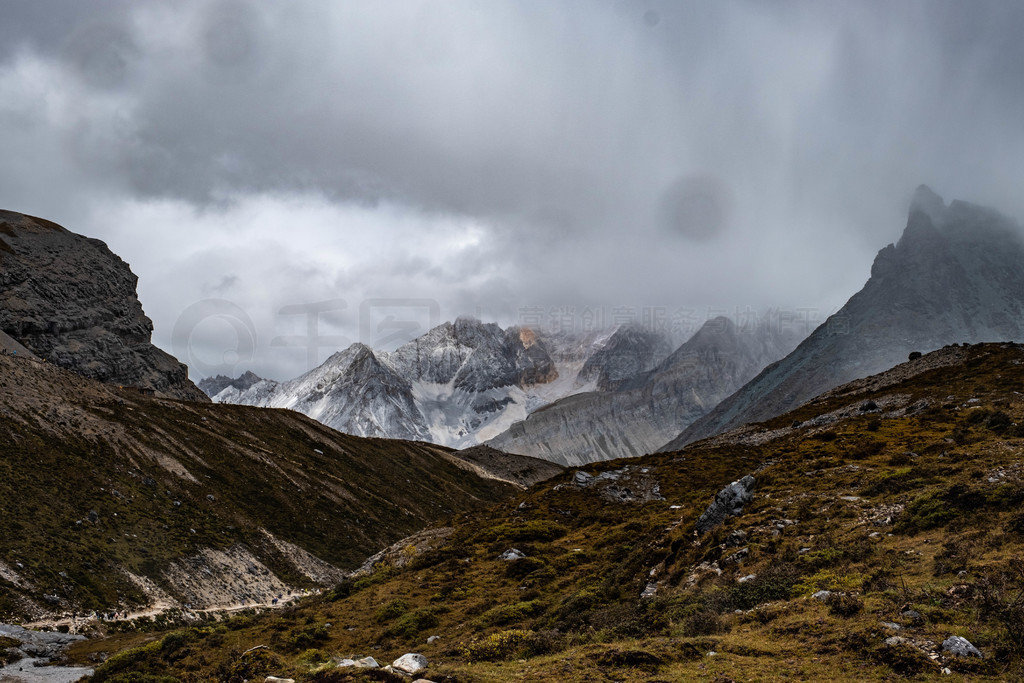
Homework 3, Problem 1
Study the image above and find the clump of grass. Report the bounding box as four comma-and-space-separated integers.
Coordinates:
462, 629, 532, 661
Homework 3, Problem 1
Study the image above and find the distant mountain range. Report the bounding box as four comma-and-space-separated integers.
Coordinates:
209, 313, 803, 465
205, 319, 682, 452
662, 185, 1024, 449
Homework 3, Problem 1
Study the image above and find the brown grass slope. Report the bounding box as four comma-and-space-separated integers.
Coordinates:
81, 341, 1024, 682
0, 353, 523, 622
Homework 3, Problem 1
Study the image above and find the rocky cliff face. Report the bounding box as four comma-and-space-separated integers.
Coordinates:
574, 324, 674, 390
664, 186, 1024, 449
486, 316, 803, 465
0, 210, 206, 401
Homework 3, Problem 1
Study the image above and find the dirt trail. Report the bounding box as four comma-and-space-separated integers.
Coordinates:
22, 589, 318, 634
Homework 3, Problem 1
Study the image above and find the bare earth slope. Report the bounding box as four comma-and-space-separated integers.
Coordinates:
0, 353, 520, 621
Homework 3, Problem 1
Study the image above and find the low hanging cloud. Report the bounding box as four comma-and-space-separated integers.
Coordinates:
1, 0, 1023, 380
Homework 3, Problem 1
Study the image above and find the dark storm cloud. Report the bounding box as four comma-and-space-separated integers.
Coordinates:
1, 0, 1023, 380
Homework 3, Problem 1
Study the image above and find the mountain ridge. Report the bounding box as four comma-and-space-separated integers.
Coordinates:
663, 186, 1024, 450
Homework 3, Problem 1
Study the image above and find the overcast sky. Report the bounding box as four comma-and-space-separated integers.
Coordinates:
2, 1, 1023, 381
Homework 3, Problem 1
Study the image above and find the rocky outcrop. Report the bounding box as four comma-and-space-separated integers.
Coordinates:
665, 186, 1024, 449
0, 210, 206, 401
486, 316, 803, 465
695, 475, 755, 534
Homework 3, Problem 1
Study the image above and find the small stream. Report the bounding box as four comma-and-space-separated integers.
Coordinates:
0, 657, 92, 683
0, 625, 92, 683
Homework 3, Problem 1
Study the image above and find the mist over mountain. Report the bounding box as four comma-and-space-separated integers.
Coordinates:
664, 186, 1024, 449
487, 314, 803, 465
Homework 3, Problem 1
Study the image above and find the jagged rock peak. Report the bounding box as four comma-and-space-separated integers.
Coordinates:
909, 184, 946, 221
198, 370, 264, 398
666, 187, 1024, 449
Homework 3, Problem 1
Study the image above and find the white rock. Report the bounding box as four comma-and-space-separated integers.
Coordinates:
426, 635, 440, 644
393, 652, 429, 674
266, 678, 295, 683
337, 658, 356, 667
354, 656, 380, 668
499, 548, 526, 561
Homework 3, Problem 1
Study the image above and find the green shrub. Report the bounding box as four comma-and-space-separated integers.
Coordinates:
681, 609, 726, 636
483, 599, 546, 626
479, 520, 568, 543
792, 569, 862, 596
462, 629, 532, 661
384, 607, 441, 639
287, 624, 329, 651
374, 598, 409, 623
90, 641, 162, 682
799, 547, 845, 568
723, 563, 803, 610
825, 592, 863, 617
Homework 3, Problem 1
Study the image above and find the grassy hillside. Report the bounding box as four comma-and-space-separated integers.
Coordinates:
0, 354, 523, 621
77, 342, 1024, 681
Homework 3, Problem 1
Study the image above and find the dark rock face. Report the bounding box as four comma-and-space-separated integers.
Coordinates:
0, 210, 206, 401
487, 316, 802, 465
666, 186, 1024, 449
451, 325, 558, 392
384, 318, 558, 392
198, 370, 263, 397
575, 324, 674, 390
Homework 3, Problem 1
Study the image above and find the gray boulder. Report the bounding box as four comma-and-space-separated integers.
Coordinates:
695, 475, 755, 534
942, 635, 982, 658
